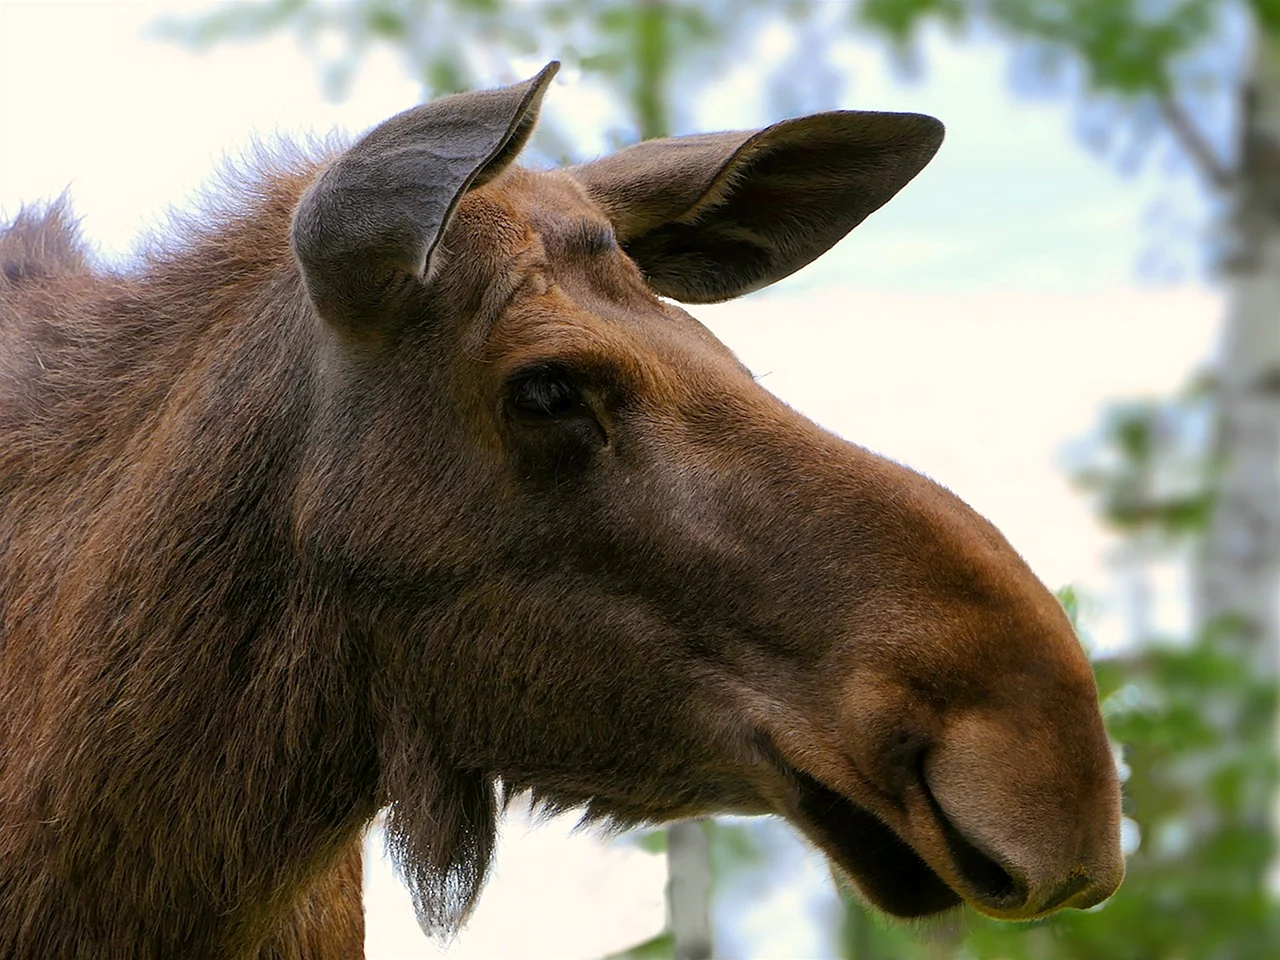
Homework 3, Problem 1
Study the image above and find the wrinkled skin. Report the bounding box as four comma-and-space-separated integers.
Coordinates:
0, 63, 1122, 959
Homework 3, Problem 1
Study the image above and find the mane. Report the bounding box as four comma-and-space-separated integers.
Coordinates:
0, 141, 335, 481
0, 197, 93, 285
133, 135, 340, 274
0, 138, 384, 954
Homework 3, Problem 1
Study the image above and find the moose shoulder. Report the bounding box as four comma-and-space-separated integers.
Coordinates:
0, 62, 1123, 959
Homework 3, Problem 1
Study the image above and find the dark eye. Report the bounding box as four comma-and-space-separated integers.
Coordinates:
509, 369, 583, 420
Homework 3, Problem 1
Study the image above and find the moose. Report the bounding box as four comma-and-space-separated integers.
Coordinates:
0, 62, 1123, 958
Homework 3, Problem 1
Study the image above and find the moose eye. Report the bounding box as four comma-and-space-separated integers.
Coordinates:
509, 369, 584, 420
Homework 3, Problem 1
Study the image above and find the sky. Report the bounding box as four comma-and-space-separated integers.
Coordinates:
0, 2, 1225, 958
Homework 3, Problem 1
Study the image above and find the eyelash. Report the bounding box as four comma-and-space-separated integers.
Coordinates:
508, 368, 584, 420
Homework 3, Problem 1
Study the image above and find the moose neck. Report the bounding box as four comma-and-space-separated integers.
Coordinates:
0, 178, 379, 956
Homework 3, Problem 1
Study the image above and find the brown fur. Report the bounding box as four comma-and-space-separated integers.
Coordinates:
0, 66, 1122, 959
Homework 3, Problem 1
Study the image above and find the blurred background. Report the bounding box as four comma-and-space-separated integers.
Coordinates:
2, 1, 1275, 958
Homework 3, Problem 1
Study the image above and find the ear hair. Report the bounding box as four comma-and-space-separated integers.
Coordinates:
292, 62, 559, 326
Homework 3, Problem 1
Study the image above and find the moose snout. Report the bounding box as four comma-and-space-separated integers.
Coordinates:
968, 855, 1123, 920
921, 709, 1126, 920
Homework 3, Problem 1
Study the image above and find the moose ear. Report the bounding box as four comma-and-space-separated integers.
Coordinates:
571, 111, 943, 303
292, 62, 559, 325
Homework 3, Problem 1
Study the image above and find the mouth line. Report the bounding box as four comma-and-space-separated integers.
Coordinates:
781, 760, 1024, 918
784, 765, 959, 918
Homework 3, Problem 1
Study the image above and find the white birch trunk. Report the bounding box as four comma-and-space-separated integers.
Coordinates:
1194, 26, 1280, 886
667, 821, 713, 960
1197, 31, 1280, 669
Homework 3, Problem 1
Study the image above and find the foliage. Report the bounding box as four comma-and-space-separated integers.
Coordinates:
157, 0, 1256, 171
859, 0, 1221, 95
605, 929, 675, 960
155, 0, 814, 146
1069, 381, 1218, 543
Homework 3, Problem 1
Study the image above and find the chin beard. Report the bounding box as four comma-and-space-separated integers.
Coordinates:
379, 738, 500, 938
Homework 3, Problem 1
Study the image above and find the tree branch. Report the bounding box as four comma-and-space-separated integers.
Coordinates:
1156, 93, 1237, 191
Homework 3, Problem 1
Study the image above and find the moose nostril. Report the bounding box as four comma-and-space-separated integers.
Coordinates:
1036, 871, 1092, 913
916, 760, 1024, 906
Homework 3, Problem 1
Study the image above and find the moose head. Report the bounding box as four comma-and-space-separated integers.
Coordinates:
0, 60, 1125, 959
290, 62, 1124, 930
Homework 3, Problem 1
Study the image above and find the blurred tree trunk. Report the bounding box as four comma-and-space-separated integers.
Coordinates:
1198, 29, 1280, 676
633, 0, 672, 140
1197, 22, 1280, 882
667, 821, 713, 960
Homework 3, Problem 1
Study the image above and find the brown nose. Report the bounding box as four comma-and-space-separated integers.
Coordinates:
988, 856, 1123, 919
923, 702, 1126, 920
